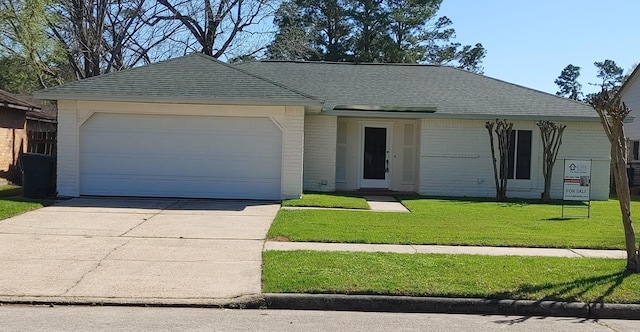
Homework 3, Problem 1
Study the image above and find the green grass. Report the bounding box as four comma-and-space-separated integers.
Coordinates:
0, 185, 54, 220
263, 251, 640, 304
268, 196, 633, 249
0, 197, 54, 220
282, 193, 370, 210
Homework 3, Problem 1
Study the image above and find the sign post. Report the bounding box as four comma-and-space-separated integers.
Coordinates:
562, 159, 592, 218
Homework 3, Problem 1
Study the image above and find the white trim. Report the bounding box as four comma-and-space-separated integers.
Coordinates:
358, 121, 393, 189
269, 116, 284, 131
77, 110, 95, 127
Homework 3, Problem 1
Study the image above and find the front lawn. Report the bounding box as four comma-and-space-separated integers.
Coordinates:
263, 251, 640, 304
268, 197, 632, 249
0, 185, 54, 220
282, 193, 370, 210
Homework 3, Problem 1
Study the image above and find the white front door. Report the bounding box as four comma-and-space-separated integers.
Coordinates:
360, 124, 392, 188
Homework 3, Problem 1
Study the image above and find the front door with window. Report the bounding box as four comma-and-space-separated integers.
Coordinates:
360, 125, 391, 188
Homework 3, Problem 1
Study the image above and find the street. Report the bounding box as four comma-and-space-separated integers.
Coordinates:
0, 305, 638, 331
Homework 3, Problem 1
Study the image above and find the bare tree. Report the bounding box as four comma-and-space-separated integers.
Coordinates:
537, 121, 566, 202
486, 119, 513, 201
48, 0, 179, 79
154, 0, 274, 59
590, 89, 640, 273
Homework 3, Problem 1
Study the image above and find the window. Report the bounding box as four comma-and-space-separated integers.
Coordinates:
633, 141, 639, 161
506, 130, 532, 180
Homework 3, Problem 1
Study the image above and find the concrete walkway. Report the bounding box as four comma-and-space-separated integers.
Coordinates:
363, 196, 409, 212
281, 195, 410, 212
264, 241, 627, 259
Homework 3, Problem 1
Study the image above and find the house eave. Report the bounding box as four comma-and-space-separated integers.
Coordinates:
322, 109, 601, 122
1, 101, 39, 112
323, 110, 435, 118
425, 113, 601, 122
33, 93, 322, 107
27, 116, 57, 123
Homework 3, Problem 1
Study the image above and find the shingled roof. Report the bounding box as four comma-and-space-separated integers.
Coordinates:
34, 53, 320, 106
239, 61, 599, 120
0, 89, 41, 111
33, 53, 598, 121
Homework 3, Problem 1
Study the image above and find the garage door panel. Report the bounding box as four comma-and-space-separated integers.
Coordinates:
83, 132, 163, 154
79, 113, 282, 199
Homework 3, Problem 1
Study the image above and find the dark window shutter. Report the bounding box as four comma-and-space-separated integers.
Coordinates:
515, 130, 532, 179
506, 130, 516, 179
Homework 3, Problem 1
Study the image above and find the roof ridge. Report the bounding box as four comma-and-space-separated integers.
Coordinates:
258, 60, 441, 67
198, 55, 322, 102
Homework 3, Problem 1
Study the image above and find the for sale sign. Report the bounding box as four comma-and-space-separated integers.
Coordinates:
563, 159, 591, 201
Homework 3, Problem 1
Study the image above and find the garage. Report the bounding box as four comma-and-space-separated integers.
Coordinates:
34, 53, 314, 200
79, 113, 282, 199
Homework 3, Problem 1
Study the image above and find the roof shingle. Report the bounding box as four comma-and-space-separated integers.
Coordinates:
34, 53, 320, 106
239, 61, 598, 119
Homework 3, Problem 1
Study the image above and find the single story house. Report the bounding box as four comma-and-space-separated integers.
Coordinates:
620, 64, 640, 186
35, 53, 610, 200
0, 89, 56, 184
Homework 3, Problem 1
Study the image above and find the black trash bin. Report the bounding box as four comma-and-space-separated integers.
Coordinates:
21, 153, 55, 198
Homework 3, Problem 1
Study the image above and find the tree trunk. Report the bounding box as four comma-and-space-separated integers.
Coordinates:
486, 120, 512, 202
497, 124, 510, 202
590, 89, 640, 273
541, 164, 553, 202
537, 121, 566, 203
612, 135, 640, 272
486, 123, 500, 200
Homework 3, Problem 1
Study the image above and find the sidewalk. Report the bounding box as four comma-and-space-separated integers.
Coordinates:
264, 241, 627, 259
263, 240, 635, 319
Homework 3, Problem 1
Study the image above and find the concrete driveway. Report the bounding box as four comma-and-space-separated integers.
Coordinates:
0, 197, 280, 306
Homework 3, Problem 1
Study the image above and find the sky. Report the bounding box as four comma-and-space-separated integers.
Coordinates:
437, 0, 640, 96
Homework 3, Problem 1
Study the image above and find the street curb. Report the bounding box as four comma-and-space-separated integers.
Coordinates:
263, 294, 640, 320
590, 302, 640, 319
4, 294, 640, 320
0, 295, 266, 309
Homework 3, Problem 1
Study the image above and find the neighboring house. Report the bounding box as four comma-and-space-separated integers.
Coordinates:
0, 89, 58, 184
21, 95, 58, 156
35, 53, 610, 200
620, 64, 640, 186
0, 89, 31, 183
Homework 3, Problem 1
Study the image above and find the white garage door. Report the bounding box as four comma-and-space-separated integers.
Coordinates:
79, 113, 282, 199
